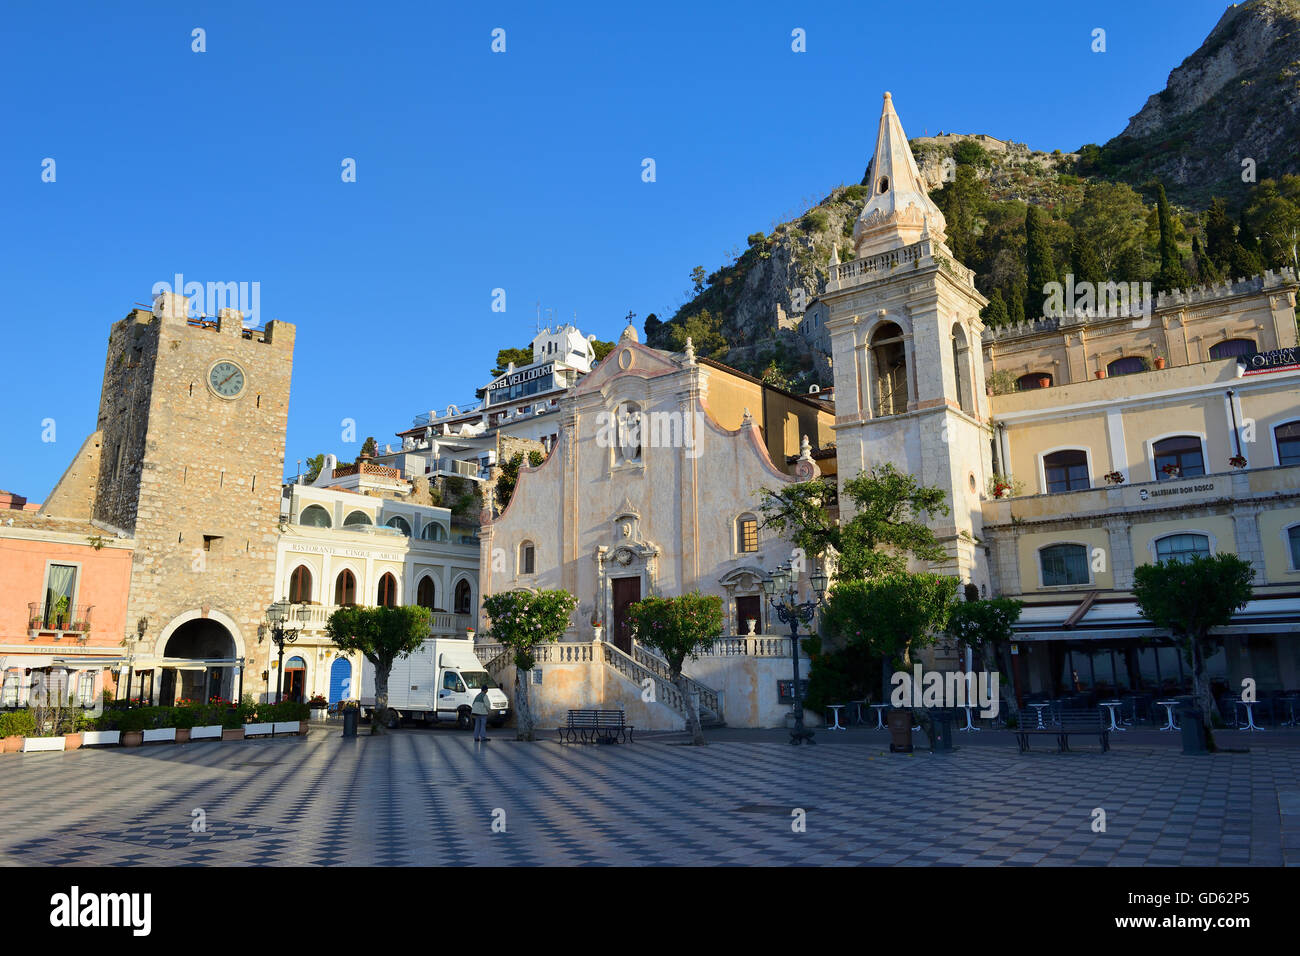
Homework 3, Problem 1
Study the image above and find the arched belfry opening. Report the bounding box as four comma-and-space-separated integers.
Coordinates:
870, 322, 908, 417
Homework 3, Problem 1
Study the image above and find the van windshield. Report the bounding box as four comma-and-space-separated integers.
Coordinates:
462, 671, 496, 689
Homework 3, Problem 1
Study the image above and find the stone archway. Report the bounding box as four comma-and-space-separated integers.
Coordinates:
154, 609, 247, 705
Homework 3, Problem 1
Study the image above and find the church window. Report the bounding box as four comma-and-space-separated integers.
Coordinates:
870, 322, 907, 417
878, 176, 889, 194
737, 515, 759, 553
520, 541, 536, 575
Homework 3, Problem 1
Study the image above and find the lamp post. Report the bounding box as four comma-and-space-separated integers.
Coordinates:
764, 563, 828, 746
263, 601, 306, 704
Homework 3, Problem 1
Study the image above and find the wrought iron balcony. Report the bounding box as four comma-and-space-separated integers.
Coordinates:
27, 603, 93, 636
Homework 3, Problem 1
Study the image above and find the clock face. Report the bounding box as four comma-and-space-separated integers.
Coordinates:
208, 360, 246, 399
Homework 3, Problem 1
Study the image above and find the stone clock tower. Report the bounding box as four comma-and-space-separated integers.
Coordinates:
93, 292, 295, 702
822, 93, 992, 594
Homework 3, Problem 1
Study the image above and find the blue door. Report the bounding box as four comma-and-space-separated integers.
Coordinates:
329, 657, 352, 703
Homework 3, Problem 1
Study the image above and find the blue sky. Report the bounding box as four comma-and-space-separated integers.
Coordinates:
1, 0, 1232, 498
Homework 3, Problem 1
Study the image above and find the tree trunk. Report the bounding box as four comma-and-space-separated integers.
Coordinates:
996, 645, 1020, 723
673, 670, 705, 745
1192, 638, 1217, 752
372, 663, 389, 736
515, 666, 534, 741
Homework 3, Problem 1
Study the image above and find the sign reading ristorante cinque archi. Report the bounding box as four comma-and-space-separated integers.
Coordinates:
1239, 347, 1299, 374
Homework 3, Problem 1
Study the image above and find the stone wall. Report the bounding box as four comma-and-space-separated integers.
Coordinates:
39, 431, 103, 520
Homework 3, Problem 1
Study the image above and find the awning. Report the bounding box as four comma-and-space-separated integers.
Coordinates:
1013, 593, 1300, 641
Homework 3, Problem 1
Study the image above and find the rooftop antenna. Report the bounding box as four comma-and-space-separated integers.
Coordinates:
535, 301, 541, 335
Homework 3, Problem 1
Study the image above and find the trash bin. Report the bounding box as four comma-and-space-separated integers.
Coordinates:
1178, 705, 1206, 754
887, 708, 913, 753
930, 708, 955, 752
342, 708, 358, 738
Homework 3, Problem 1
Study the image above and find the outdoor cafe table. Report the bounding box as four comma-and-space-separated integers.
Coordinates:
959, 704, 981, 732
870, 703, 889, 730
1236, 698, 1266, 732
1155, 700, 1181, 731
825, 704, 847, 731
1099, 700, 1127, 732
1280, 696, 1299, 727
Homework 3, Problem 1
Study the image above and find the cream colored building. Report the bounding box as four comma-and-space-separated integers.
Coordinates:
818, 91, 1300, 705
271, 479, 478, 704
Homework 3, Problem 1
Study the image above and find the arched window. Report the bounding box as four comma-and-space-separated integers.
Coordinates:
1043, 450, 1089, 493
1154, 533, 1211, 564
519, 541, 536, 575
335, 569, 357, 606
870, 322, 907, 417
1288, 526, 1300, 569
343, 511, 373, 528
877, 176, 889, 194
1210, 338, 1255, 360
385, 516, 411, 536
951, 324, 971, 412
454, 580, 473, 615
299, 505, 331, 528
736, 514, 759, 553
1018, 372, 1052, 390
377, 572, 397, 607
1039, 543, 1090, 587
614, 401, 642, 464
421, 521, 448, 542
1153, 435, 1205, 479
288, 565, 313, 604
1107, 356, 1146, 377
1275, 421, 1300, 467
416, 576, 437, 609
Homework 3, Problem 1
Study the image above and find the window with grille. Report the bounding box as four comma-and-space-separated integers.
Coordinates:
1154, 533, 1211, 564
1039, 543, 1090, 587
737, 516, 758, 553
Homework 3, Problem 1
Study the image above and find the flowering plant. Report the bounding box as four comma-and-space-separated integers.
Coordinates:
1103, 471, 1125, 485
307, 694, 328, 707
1228, 455, 1248, 469
1161, 463, 1181, 477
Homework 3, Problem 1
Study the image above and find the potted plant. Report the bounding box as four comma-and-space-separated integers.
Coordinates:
117, 707, 149, 747
987, 473, 1023, 499
1094, 369, 1105, 379
1229, 454, 1248, 469
1161, 463, 1181, 478
308, 694, 328, 721
221, 703, 246, 741
52, 594, 70, 629
1036, 375, 1051, 389
1103, 471, 1125, 485
1153, 352, 1167, 370
0, 710, 35, 753
172, 701, 198, 742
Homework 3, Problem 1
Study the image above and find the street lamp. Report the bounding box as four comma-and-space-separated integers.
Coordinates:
765, 563, 827, 745
264, 600, 306, 704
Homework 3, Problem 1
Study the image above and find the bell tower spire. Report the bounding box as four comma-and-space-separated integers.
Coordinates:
853, 91, 947, 258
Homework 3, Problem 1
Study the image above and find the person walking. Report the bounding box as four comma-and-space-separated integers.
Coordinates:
471, 684, 491, 742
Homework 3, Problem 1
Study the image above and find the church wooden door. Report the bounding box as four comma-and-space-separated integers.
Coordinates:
611, 577, 641, 654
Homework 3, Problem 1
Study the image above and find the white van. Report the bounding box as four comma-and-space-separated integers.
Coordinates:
359, 638, 510, 730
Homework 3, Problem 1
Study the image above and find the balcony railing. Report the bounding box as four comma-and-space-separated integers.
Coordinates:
296, 604, 472, 635
27, 603, 93, 635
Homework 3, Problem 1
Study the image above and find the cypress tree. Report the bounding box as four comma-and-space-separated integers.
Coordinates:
1070, 231, 1103, 287
1008, 282, 1026, 325
1155, 183, 1189, 292
1024, 206, 1055, 319
981, 288, 1009, 327
1203, 198, 1236, 271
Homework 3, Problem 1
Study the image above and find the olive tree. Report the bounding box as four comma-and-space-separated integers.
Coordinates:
481, 588, 577, 740
625, 591, 724, 745
326, 605, 431, 735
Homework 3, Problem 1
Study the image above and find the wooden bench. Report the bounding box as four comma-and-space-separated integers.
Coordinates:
557, 709, 634, 744
1015, 708, 1110, 753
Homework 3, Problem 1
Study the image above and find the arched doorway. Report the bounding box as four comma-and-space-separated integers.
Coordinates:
283, 656, 307, 703
329, 656, 353, 703
160, 618, 237, 705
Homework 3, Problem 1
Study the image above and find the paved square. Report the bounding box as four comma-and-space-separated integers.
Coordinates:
1, 728, 1297, 866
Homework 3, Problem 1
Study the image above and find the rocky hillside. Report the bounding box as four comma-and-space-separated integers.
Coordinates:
648, 2, 1296, 383
1095, 0, 1300, 205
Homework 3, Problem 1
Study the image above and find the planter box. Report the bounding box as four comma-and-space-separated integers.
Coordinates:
22, 736, 66, 752
142, 728, 177, 743
273, 720, 304, 736
243, 722, 275, 737
82, 730, 121, 747
191, 725, 222, 741
221, 728, 245, 741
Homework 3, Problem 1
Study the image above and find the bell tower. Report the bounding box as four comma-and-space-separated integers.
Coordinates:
822, 93, 991, 589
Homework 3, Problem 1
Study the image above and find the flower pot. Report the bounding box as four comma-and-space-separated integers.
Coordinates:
1094, 370, 1105, 379
310, 707, 327, 722
174, 728, 191, 743
592, 626, 604, 642
64, 732, 83, 750
1, 735, 23, 753
121, 731, 143, 748
1037, 377, 1051, 389
22, 736, 66, 752
1154, 357, 1166, 369
221, 728, 245, 742
191, 725, 222, 741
